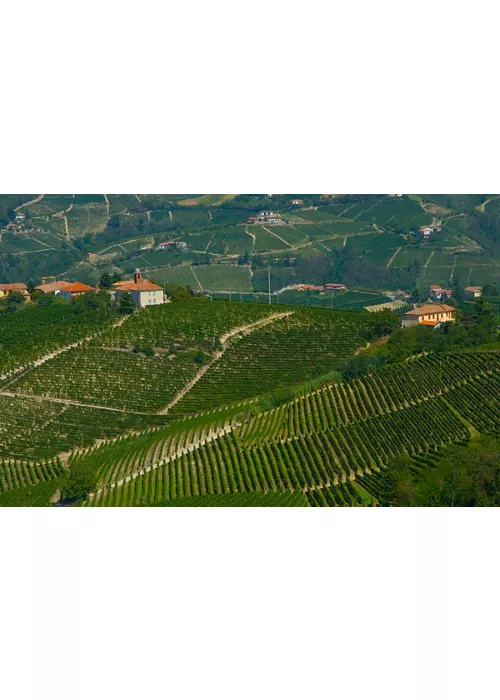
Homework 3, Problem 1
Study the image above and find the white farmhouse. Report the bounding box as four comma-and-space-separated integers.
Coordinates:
113, 269, 166, 309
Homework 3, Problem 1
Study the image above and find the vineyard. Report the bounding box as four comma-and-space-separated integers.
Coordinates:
11, 346, 209, 412
62, 348, 499, 507
0, 304, 118, 377
0, 393, 169, 460
171, 308, 373, 413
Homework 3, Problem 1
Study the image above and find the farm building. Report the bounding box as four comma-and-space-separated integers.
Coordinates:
290, 199, 304, 206
59, 282, 96, 302
157, 241, 188, 251
464, 286, 482, 299
35, 280, 71, 295
401, 304, 456, 328
113, 269, 165, 309
324, 283, 347, 292
394, 289, 411, 300
418, 224, 441, 240
87, 252, 97, 260
0, 283, 31, 301
15, 212, 25, 221
429, 285, 452, 302
247, 216, 259, 224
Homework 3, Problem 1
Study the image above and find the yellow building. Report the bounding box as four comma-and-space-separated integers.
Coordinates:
0, 283, 31, 301
401, 304, 456, 328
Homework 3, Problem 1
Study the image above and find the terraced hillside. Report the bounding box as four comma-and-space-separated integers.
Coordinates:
66, 347, 500, 507
2, 194, 499, 293
0, 301, 377, 504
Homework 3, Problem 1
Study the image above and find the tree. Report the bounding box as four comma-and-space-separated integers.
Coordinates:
118, 292, 135, 315
6, 291, 26, 311
99, 271, 113, 289
470, 297, 496, 342
388, 327, 418, 361
367, 309, 399, 339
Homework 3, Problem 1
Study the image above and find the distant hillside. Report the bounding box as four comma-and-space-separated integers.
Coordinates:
1, 194, 499, 293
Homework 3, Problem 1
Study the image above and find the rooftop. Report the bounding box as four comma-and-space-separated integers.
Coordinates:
35, 281, 71, 293
63, 282, 96, 293
0, 283, 28, 291
114, 280, 163, 292
404, 304, 455, 316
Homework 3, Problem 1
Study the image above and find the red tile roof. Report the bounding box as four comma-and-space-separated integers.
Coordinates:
405, 304, 455, 316
36, 281, 71, 294
0, 283, 28, 291
114, 280, 163, 292
63, 282, 96, 293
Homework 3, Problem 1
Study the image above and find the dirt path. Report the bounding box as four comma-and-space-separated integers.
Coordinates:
190, 267, 203, 290
0, 315, 131, 385
450, 254, 457, 282
169, 210, 173, 221
64, 216, 70, 240
386, 246, 401, 268
315, 241, 332, 253
104, 194, 110, 218
261, 226, 293, 248
245, 226, 256, 252
0, 388, 152, 415
134, 194, 141, 202
423, 249, 435, 270
15, 195, 44, 211
477, 195, 500, 213
158, 311, 293, 414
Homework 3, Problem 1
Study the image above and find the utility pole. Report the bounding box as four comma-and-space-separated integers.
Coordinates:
268, 265, 271, 305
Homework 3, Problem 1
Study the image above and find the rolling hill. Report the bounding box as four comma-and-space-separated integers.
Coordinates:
1, 194, 499, 295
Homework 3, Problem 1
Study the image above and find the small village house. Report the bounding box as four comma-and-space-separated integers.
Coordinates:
59, 282, 96, 302
247, 216, 259, 224
15, 212, 25, 221
464, 286, 482, 299
429, 285, 452, 302
156, 241, 176, 250
401, 303, 456, 329
0, 283, 31, 301
113, 269, 165, 309
290, 199, 304, 206
176, 241, 188, 251
35, 280, 71, 295
418, 224, 441, 241
394, 289, 411, 301
87, 252, 97, 260
324, 283, 347, 292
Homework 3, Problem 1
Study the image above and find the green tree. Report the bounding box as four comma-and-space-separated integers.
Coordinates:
470, 297, 496, 342
6, 290, 26, 311
388, 327, 418, 361
99, 271, 113, 289
118, 292, 135, 315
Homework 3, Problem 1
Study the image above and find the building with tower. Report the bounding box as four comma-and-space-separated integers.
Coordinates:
113, 269, 165, 309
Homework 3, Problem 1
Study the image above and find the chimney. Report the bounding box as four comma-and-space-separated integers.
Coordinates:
134, 268, 142, 284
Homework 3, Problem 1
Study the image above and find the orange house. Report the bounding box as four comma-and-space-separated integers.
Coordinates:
401, 304, 456, 328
